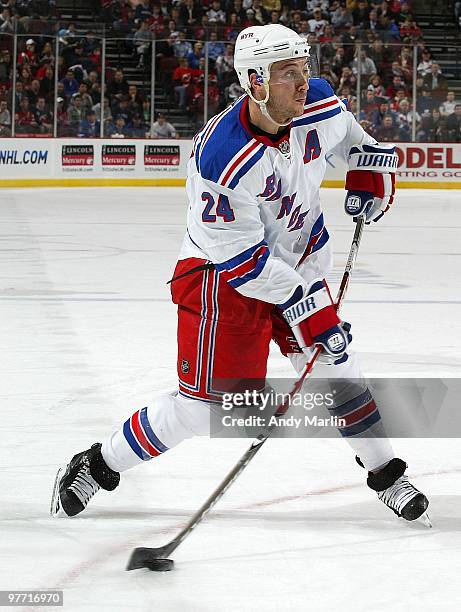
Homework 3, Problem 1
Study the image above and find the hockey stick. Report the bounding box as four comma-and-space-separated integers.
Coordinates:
126, 217, 365, 572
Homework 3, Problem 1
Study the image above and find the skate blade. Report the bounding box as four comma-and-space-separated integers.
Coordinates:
50, 467, 66, 517
421, 512, 433, 528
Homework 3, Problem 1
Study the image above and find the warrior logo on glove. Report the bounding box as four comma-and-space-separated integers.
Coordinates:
345, 143, 398, 223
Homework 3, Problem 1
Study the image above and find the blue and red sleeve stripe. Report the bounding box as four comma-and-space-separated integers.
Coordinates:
215, 240, 270, 288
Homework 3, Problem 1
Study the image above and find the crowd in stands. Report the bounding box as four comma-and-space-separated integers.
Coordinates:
0, 0, 460, 142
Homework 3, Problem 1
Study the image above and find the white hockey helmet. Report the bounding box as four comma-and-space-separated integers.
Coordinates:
234, 24, 311, 126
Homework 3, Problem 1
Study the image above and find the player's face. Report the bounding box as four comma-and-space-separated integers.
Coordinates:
268, 58, 309, 123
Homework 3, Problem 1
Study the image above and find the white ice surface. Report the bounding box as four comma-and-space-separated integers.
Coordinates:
1, 188, 461, 611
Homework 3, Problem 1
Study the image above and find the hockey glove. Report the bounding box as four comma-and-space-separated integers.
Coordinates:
345, 143, 398, 223
281, 280, 349, 361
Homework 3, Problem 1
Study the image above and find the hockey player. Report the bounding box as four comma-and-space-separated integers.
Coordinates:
51, 24, 428, 523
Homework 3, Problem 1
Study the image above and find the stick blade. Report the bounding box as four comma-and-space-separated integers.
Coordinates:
126, 546, 174, 571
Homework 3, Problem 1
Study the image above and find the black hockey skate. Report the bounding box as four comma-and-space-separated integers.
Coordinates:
360, 457, 430, 522
50, 443, 120, 517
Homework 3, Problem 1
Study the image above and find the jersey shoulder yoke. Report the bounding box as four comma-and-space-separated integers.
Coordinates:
194, 98, 266, 190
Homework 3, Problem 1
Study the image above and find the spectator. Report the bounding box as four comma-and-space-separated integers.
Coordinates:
60, 69, 79, 99
127, 114, 146, 138
208, 31, 226, 62
341, 24, 360, 63
423, 63, 448, 102
159, 0, 171, 19
269, 10, 281, 25
67, 95, 85, 135
331, 5, 353, 30
73, 82, 92, 114
361, 86, 379, 119
107, 69, 129, 104
79, 109, 100, 137
440, 91, 459, 117
173, 58, 194, 109
133, 20, 152, 68
352, 0, 370, 28
351, 48, 377, 77
395, 97, 419, 140
415, 84, 435, 115
179, 0, 202, 30
0, 48, 11, 87
375, 114, 400, 141
58, 22, 78, 45
107, 116, 130, 138
331, 46, 347, 77
113, 6, 137, 36
396, 45, 413, 81
385, 75, 408, 99
224, 12, 242, 41
337, 66, 357, 95
368, 9, 379, 32
81, 31, 99, 55
156, 34, 177, 62
163, 19, 180, 39
215, 43, 235, 87
25, 79, 41, 107
417, 108, 446, 142
141, 98, 151, 128
371, 100, 397, 130
151, 113, 178, 138
367, 37, 387, 68
15, 96, 38, 134
174, 31, 193, 59
389, 87, 407, 112
135, 0, 152, 23
92, 96, 112, 131
56, 96, 70, 136
0, 7, 14, 33
399, 14, 421, 41
149, 2, 166, 33
394, 1, 412, 24
38, 41, 55, 68
252, 0, 269, 25
308, 7, 328, 36
34, 96, 53, 134
207, 0, 226, 23
127, 84, 143, 114
446, 104, 461, 142
0, 98, 11, 136
18, 39, 39, 73
389, 59, 408, 84
194, 15, 211, 40
187, 42, 204, 69
417, 48, 433, 77
368, 73, 386, 97
112, 95, 132, 126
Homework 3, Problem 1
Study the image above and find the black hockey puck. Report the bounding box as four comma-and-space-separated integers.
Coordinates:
145, 558, 174, 572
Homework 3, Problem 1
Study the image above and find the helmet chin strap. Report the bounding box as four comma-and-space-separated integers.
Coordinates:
247, 79, 292, 129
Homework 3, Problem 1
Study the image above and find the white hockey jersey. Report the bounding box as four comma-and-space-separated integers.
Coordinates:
179, 78, 376, 307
